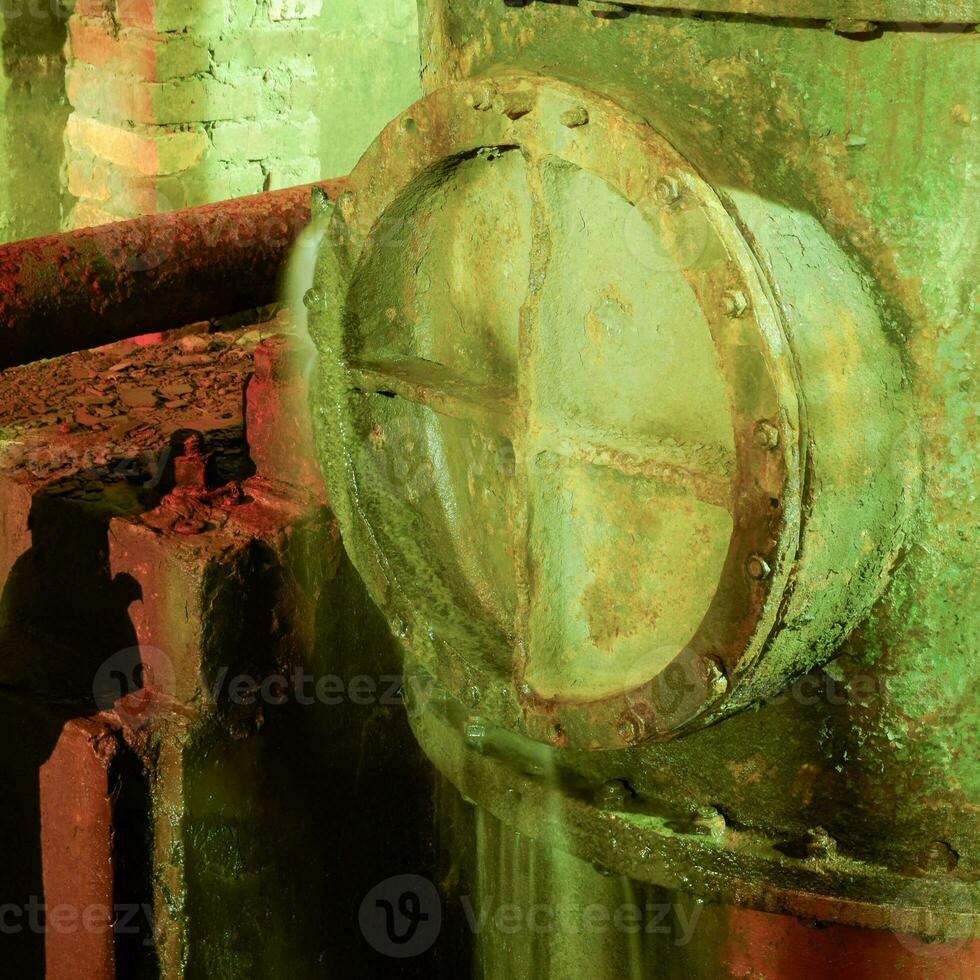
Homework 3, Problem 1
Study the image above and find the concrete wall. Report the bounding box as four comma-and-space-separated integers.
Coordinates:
0, 2, 72, 244
318, 0, 421, 178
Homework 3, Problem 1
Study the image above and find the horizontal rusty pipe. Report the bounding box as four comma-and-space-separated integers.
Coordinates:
0, 178, 346, 370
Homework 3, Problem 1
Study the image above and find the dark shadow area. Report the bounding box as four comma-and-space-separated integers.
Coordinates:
182, 553, 475, 979
0, 689, 159, 979
302, 554, 476, 979
0, 689, 68, 976
526, 0, 978, 32
0, 471, 150, 699
110, 748, 159, 980
0, 448, 472, 976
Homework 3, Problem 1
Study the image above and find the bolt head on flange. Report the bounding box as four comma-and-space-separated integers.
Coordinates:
655, 176, 681, 205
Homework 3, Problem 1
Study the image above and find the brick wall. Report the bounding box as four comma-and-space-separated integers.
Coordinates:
64, 0, 323, 227
0, 1, 419, 239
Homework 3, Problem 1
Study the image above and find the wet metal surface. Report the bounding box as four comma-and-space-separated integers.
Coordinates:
310, 72, 912, 751
307, 0, 976, 951
0, 179, 346, 369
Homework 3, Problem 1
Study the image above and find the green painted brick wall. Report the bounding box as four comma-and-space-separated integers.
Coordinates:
0, 0, 421, 242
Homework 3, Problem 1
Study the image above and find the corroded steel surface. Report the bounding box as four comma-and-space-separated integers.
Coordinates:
309, 73, 913, 750
0, 179, 345, 370
0, 322, 349, 973
308, 0, 977, 944
504, 0, 980, 25
408, 664, 980, 940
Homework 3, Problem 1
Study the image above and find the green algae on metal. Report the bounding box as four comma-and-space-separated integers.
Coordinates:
308, 0, 977, 940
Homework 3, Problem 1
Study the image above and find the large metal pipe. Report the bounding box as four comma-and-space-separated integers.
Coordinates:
0, 178, 346, 370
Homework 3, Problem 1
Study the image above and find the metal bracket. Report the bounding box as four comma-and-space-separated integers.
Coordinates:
506, 0, 979, 27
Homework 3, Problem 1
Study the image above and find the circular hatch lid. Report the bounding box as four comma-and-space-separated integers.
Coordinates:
308, 72, 897, 750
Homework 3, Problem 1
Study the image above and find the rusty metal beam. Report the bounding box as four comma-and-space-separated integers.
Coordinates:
523, 0, 979, 25
0, 178, 346, 370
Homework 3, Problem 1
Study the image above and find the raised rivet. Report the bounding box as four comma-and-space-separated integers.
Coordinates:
746, 554, 772, 581
585, 0, 630, 17
723, 290, 750, 318
754, 420, 780, 449
831, 18, 877, 35
303, 287, 324, 312
173, 518, 206, 536
617, 712, 645, 745
693, 805, 727, 838
497, 94, 534, 120
803, 827, 838, 859
655, 176, 681, 206
560, 106, 590, 128
705, 657, 729, 696
465, 720, 487, 747
469, 84, 497, 111
595, 779, 634, 811
921, 840, 960, 873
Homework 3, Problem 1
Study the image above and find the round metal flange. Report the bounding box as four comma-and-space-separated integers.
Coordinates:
309, 72, 836, 749
405, 663, 980, 942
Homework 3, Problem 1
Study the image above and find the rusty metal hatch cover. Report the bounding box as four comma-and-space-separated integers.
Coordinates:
309, 72, 907, 750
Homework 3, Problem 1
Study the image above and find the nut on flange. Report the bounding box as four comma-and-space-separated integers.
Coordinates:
655, 175, 681, 205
